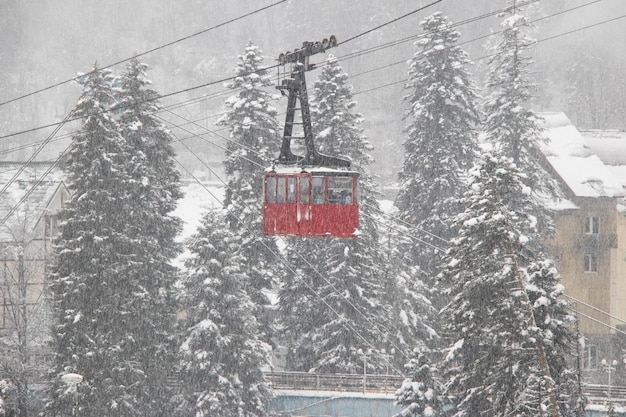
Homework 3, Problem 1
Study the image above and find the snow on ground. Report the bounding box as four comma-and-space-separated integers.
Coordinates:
173, 180, 224, 242
172, 180, 224, 268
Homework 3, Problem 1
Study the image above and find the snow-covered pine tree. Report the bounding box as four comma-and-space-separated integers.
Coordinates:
216, 41, 281, 341
391, 13, 480, 408
46, 65, 157, 416
395, 344, 446, 417
483, 4, 559, 214
394, 12, 480, 318
440, 153, 559, 417
525, 258, 585, 416
176, 209, 270, 417
278, 55, 395, 374
113, 57, 183, 415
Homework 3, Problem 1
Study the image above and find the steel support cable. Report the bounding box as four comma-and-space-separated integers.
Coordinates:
167, 116, 626, 339
145, 0, 607, 132
0, 0, 516, 116
0, 148, 68, 229
338, 0, 443, 46
330, 0, 546, 65
341, 0, 607, 85
0, 0, 606, 143
173, 154, 406, 376
361, 201, 450, 245
0, 0, 442, 140
348, 10, 626, 97
359, 210, 446, 253
568, 307, 626, 337
0, 111, 73, 202
562, 293, 626, 325
161, 107, 454, 254
0, 0, 288, 109
169, 114, 413, 365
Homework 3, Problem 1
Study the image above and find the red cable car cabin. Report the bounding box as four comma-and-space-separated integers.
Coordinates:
263, 167, 359, 238
263, 36, 359, 238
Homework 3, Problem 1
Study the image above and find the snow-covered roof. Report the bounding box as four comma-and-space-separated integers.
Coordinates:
580, 129, 626, 166
539, 113, 624, 198
0, 161, 66, 241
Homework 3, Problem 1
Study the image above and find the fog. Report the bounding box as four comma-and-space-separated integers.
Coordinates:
1, 0, 625, 185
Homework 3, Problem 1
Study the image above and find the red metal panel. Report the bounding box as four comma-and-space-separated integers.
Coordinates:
263, 172, 359, 238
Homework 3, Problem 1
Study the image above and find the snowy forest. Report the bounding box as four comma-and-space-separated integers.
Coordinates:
0, 0, 625, 416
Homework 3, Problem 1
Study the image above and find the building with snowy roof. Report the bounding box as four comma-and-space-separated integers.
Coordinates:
0, 161, 69, 382
540, 113, 626, 380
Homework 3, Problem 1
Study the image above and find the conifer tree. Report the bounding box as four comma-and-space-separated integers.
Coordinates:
391, 13, 480, 409
525, 259, 585, 415
114, 57, 184, 415
483, 5, 558, 209
46, 63, 182, 417
440, 153, 576, 417
394, 12, 480, 279
278, 56, 395, 374
176, 209, 270, 417
440, 154, 539, 417
216, 41, 281, 340
395, 345, 446, 417
46, 66, 137, 416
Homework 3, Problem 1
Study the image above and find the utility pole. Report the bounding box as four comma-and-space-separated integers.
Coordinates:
508, 252, 562, 417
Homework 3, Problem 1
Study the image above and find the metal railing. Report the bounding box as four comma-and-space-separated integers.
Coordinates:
267, 371, 626, 405
266, 371, 403, 394
584, 383, 626, 405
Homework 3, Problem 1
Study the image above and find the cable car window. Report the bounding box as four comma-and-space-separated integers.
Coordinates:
299, 176, 310, 204
266, 176, 277, 203
288, 177, 297, 203
312, 177, 325, 204
277, 176, 287, 203
328, 177, 353, 205
353, 179, 358, 204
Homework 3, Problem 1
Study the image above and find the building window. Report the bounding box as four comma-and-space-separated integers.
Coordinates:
583, 345, 598, 370
584, 254, 598, 273
585, 216, 600, 234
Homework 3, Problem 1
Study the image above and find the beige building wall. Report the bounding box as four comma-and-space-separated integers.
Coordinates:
612, 207, 626, 332
549, 197, 619, 336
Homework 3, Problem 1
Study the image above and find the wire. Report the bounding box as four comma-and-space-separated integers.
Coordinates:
0, 0, 443, 140
0, 1, 288, 109
173, 152, 406, 375
160, 105, 454, 254
167, 108, 413, 363
0, 149, 67, 229
364, 202, 449, 244
562, 293, 626, 325
570, 307, 626, 338
0, 0, 610, 143
0, 111, 73, 206
338, 0, 443, 46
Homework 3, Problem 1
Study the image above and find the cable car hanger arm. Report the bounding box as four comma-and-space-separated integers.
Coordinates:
275, 35, 351, 169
